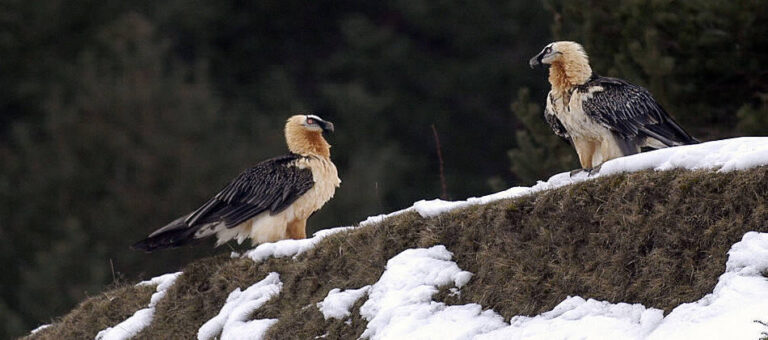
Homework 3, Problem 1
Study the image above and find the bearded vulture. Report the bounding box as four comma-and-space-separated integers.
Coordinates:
529, 41, 698, 171
132, 115, 340, 252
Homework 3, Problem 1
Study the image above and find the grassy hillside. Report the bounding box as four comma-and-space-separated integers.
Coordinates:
25, 166, 768, 339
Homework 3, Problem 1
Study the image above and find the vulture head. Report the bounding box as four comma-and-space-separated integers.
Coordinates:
529, 41, 589, 69
285, 114, 334, 157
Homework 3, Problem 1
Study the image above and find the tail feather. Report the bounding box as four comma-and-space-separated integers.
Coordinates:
641, 121, 699, 147
131, 228, 201, 252
131, 215, 204, 252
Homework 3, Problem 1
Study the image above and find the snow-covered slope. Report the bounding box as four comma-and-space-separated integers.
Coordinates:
35, 137, 768, 339
402, 136, 768, 219
237, 137, 768, 265
317, 232, 768, 340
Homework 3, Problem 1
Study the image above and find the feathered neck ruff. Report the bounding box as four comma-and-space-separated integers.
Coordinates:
285, 124, 331, 158
548, 42, 593, 93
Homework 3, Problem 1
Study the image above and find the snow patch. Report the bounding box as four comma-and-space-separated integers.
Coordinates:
645, 231, 768, 339
476, 297, 663, 340
359, 245, 505, 339
95, 272, 182, 340
29, 324, 51, 335
198, 272, 282, 340
244, 227, 354, 263
358, 209, 412, 226
321, 232, 768, 339
317, 286, 371, 320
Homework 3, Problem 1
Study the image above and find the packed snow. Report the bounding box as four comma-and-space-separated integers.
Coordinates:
346, 233, 768, 340
198, 272, 282, 340
347, 246, 663, 339
244, 227, 354, 263
358, 245, 506, 339
95, 272, 182, 340
28, 324, 51, 335
475, 297, 664, 340
317, 286, 371, 320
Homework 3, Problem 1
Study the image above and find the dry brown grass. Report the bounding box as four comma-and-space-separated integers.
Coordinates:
21, 283, 155, 340
24, 167, 768, 339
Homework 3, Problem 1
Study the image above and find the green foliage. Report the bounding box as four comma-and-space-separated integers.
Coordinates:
1, 11, 232, 330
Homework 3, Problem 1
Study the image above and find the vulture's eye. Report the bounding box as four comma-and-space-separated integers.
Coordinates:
306, 118, 316, 125
545, 47, 552, 53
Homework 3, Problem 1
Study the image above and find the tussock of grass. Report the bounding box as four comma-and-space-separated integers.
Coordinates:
26, 167, 768, 339
426, 168, 768, 318
21, 283, 156, 340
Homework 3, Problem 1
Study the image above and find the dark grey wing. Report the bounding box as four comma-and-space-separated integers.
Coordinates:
185, 153, 315, 228
579, 76, 698, 146
544, 92, 570, 142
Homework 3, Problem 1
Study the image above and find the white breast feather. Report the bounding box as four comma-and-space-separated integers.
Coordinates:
550, 87, 609, 139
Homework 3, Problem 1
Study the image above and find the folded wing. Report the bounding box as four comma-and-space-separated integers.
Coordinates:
132, 154, 314, 251
579, 77, 698, 147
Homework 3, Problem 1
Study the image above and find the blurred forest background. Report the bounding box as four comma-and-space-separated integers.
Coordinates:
1, 0, 766, 337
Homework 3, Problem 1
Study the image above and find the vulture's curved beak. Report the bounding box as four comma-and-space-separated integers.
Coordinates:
321, 120, 334, 133
529, 55, 542, 69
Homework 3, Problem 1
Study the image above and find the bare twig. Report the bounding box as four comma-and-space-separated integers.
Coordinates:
431, 124, 449, 200
110, 258, 117, 285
